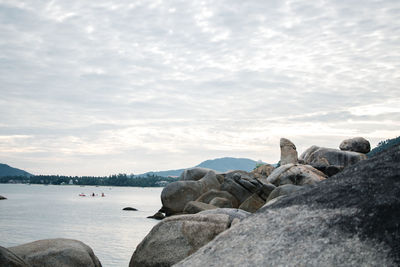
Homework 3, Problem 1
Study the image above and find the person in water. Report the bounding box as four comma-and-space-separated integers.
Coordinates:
92, 192, 95, 197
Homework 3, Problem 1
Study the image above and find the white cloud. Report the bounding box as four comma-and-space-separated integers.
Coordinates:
0, 0, 399, 175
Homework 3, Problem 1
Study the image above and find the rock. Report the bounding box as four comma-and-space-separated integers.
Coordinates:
197, 208, 250, 223
129, 212, 232, 267
251, 164, 275, 182
0, 246, 29, 267
238, 194, 265, 213
8, 238, 102, 267
267, 164, 326, 186
257, 183, 276, 200
312, 163, 344, 177
220, 171, 257, 204
183, 201, 217, 214
266, 184, 303, 202
196, 189, 239, 208
147, 211, 165, 220
174, 144, 400, 267
161, 169, 221, 216
123, 207, 138, 211
300, 146, 367, 168
209, 197, 233, 208
0, 195, 6, 200
340, 137, 371, 153
179, 168, 216, 181
280, 138, 298, 165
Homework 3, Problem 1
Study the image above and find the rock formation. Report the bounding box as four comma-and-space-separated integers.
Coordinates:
8, 238, 102, 267
129, 209, 250, 267
0, 246, 29, 267
340, 137, 371, 153
174, 143, 400, 266
280, 138, 298, 165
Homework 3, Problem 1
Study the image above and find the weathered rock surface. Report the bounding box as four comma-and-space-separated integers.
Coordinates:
238, 194, 265, 213
267, 164, 326, 186
251, 164, 275, 183
280, 138, 298, 165
161, 169, 221, 215
266, 184, 303, 202
179, 168, 217, 181
220, 171, 259, 204
123, 207, 138, 211
0, 195, 6, 200
8, 238, 102, 267
340, 137, 371, 153
195, 189, 239, 208
300, 145, 367, 168
183, 201, 217, 214
0, 246, 29, 267
209, 197, 232, 208
130, 211, 236, 267
175, 144, 400, 267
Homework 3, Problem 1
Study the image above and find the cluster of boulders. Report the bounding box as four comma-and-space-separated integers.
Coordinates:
0, 238, 102, 267
155, 137, 370, 218
131, 136, 375, 266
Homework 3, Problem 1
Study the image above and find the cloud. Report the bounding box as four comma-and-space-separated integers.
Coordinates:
0, 0, 399, 175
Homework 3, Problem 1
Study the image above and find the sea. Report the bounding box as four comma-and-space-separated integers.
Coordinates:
0, 184, 163, 267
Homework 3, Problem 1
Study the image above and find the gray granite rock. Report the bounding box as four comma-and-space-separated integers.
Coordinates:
280, 138, 298, 165
267, 164, 326, 186
340, 137, 371, 153
0, 246, 29, 267
175, 144, 400, 266
8, 238, 102, 267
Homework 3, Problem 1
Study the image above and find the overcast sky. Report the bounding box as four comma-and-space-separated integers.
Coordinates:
0, 0, 399, 176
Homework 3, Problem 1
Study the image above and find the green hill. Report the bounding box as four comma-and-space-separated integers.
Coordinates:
0, 163, 32, 177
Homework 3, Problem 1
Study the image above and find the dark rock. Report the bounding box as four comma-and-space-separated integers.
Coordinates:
257, 183, 276, 200
8, 238, 102, 267
175, 144, 400, 267
179, 168, 216, 181
340, 137, 371, 153
123, 207, 138, 211
0, 246, 29, 267
147, 212, 165, 220
183, 201, 217, 214
0, 195, 6, 200
311, 163, 344, 177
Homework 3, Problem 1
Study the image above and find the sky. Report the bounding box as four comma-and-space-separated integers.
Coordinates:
0, 0, 399, 176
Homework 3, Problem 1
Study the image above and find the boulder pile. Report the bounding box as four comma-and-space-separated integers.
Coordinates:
131, 137, 377, 267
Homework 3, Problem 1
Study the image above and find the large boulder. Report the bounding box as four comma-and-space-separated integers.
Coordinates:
161, 169, 221, 216
266, 184, 303, 202
196, 189, 239, 208
183, 201, 217, 214
0, 246, 29, 267
267, 164, 326, 186
340, 137, 371, 154
280, 138, 298, 165
175, 144, 400, 266
220, 171, 259, 204
8, 239, 102, 267
300, 145, 367, 168
129, 210, 243, 267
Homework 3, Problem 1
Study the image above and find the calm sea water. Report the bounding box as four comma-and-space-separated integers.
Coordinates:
0, 184, 163, 267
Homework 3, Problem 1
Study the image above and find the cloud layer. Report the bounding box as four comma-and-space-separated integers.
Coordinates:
0, 0, 399, 175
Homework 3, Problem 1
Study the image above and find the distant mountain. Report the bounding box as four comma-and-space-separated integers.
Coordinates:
0, 163, 32, 177
138, 157, 260, 178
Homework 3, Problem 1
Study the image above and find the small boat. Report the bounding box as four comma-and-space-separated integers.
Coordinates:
79, 193, 86, 197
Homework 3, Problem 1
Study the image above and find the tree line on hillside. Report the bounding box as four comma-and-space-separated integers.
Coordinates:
0, 173, 179, 187
367, 136, 400, 157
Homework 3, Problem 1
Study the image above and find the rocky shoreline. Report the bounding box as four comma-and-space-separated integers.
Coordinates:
2, 137, 399, 267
